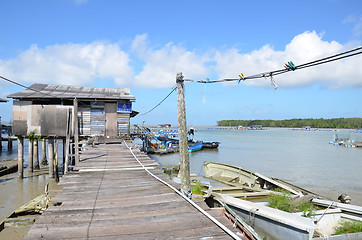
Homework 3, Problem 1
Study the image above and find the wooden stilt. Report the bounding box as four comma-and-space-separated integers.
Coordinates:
34, 139, 39, 169
64, 108, 72, 174
54, 140, 59, 182
73, 98, 79, 165
18, 136, 24, 179
28, 139, 33, 172
48, 138, 54, 178
62, 139, 65, 171
8, 138, 13, 150
41, 139, 47, 165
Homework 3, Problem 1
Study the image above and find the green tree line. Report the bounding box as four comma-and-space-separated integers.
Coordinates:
217, 118, 362, 129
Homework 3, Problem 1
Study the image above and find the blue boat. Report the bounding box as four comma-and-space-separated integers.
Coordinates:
188, 142, 203, 152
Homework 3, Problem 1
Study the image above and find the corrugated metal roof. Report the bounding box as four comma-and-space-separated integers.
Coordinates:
7, 83, 135, 101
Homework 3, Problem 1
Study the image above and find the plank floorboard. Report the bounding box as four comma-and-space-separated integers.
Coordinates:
24, 143, 236, 239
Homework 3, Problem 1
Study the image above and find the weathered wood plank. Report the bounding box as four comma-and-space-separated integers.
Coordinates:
25, 143, 235, 240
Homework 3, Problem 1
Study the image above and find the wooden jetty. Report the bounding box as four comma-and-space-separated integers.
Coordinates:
24, 142, 238, 239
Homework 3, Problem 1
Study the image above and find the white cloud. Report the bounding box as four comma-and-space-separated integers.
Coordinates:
0, 42, 133, 86
0, 31, 361, 90
131, 34, 210, 88
214, 31, 362, 89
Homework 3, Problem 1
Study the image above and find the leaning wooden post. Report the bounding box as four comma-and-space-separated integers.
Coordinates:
48, 138, 55, 178
18, 136, 24, 178
73, 98, 79, 165
41, 139, 47, 165
28, 138, 33, 172
176, 72, 191, 196
34, 139, 40, 169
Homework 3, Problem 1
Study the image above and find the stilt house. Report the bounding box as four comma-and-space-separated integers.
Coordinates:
7, 83, 136, 138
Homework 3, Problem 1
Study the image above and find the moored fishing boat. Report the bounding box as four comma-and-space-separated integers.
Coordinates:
202, 141, 220, 149
211, 193, 362, 240
188, 142, 203, 152
204, 162, 362, 239
203, 161, 304, 196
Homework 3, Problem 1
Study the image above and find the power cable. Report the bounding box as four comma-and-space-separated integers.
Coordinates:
184, 46, 362, 84
140, 85, 177, 115
0, 75, 52, 97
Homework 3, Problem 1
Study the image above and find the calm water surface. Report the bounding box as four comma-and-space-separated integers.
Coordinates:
151, 127, 362, 205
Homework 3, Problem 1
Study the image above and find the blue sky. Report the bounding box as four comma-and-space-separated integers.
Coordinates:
0, 0, 361, 125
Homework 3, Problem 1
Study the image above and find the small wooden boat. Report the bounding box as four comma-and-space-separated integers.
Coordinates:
203, 161, 303, 196
212, 193, 362, 240
0, 164, 18, 177
188, 142, 203, 152
202, 141, 219, 149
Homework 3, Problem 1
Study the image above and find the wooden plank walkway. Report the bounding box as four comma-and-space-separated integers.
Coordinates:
24, 142, 237, 239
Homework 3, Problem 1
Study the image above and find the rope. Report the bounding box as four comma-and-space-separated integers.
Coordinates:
123, 140, 242, 240
140, 85, 177, 115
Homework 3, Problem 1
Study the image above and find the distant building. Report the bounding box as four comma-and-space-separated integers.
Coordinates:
7, 83, 136, 138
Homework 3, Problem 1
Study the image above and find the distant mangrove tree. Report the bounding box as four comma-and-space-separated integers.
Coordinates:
217, 118, 362, 129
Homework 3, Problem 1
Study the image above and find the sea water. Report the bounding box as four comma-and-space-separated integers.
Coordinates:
150, 127, 362, 205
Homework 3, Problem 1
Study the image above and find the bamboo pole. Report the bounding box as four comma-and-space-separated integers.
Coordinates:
176, 72, 191, 195
48, 138, 54, 178
28, 139, 33, 172
41, 139, 47, 165
18, 136, 24, 179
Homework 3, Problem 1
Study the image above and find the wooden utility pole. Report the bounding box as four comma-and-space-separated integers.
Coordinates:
73, 98, 79, 165
176, 72, 191, 195
18, 136, 24, 178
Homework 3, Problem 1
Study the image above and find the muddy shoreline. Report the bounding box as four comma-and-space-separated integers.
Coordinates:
0, 164, 63, 239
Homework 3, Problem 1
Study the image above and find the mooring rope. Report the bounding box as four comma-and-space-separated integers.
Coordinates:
123, 140, 242, 240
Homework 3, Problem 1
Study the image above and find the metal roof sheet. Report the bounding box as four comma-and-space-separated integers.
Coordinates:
7, 83, 135, 101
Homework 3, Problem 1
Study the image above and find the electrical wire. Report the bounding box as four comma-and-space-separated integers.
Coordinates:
140, 85, 177, 115
184, 46, 362, 84
0, 75, 52, 97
